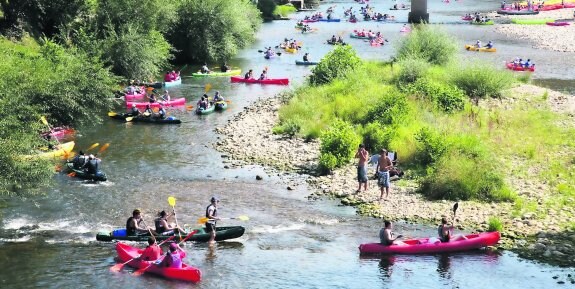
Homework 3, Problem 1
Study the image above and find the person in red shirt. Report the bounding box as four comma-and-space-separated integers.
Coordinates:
139, 237, 162, 261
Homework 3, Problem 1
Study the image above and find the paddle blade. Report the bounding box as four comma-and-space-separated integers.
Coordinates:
67, 172, 76, 177
204, 83, 212, 93
98, 143, 110, 154
125, 117, 133, 122
453, 202, 459, 214
40, 116, 49, 126
197, 217, 209, 224
86, 143, 100, 151
146, 87, 155, 91
110, 263, 125, 272
168, 196, 176, 207
132, 266, 149, 276
108, 112, 117, 117
236, 215, 250, 221
186, 105, 194, 111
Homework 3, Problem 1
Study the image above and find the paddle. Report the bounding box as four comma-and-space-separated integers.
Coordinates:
97, 143, 110, 155
168, 196, 182, 241
110, 235, 176, 272
132, 230, 198, 276
197, 215, 249, 224
40, 116, 61, 145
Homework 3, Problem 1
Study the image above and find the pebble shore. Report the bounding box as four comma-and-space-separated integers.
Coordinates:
213, 84, 575, 266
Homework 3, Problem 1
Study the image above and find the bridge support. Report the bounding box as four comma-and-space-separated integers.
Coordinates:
408, 0, 429, 23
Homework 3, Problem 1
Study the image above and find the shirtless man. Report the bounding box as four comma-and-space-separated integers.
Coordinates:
377, 149, 393, 200
355, 144, 369, 193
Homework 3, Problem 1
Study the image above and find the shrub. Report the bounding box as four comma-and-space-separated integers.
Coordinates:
450, 62, 515, 102
310, 45, 362, 85
404, 78, 466, 113
272, 119, 300, 136
319, 120, 361, 172
363, 93, 411, 125
396, 57, 430, 84
487, 216, 504, 232
414, 127, 450, 166
396, 25, 457, 66
419, 151, 516, 201
274, 4, 297, 17
360, 122, 395, 153
318, 153, 338, 173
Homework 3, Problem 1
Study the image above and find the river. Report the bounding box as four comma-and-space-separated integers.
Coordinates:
1, 0, 574, 288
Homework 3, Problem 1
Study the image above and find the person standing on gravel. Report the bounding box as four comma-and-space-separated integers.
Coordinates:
377, 149, 393, 200
355, 144, 369, 193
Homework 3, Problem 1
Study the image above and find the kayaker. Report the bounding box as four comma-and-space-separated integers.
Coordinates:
355, 144, 369, 193
258, 70, 267, 81
148, 93, 157, 103
220, 62, 230, 72
201, 63, 211, 74
155, 210, 186, 236
438, 217, 468, 242
303, 53, 310, 62
139, 237, 162, 261
205, 196, 221, 245
158, 243, 184, 268
156, 105, 167, 119
486, 41, 494, 49
130, 103, 141, 116
337, 36, 344, 44
164, 71, 172, 82
331, 35, 337, 43
377, 149, 393, 200
72, 151, 88, 170
170, 70, 180, 81
475, 40, 482, 48
126, 209, 154, 236
213, 91, 224, 103
523, 58, 532, 68
161, 90, 170, 102
84, 154, 101, 175
379, 220, 403, 245
144, 104, 154, 116
245, 69, 254, 80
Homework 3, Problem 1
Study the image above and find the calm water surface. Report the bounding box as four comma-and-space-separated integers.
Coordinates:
1, 0, 574, 288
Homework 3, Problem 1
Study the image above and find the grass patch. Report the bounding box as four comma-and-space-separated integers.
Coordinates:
274, 4, 297, 17
487, 216, 504, 232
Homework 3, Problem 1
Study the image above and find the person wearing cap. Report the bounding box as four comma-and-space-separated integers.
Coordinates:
130, 103, 141, 116
205, 196, 221, 244
138, 237, 162, 261
83, 154, 101, 175
72, 150, 88, 170
154, 210, 186, 236
158, 242, 185, 268
126, 209, 154, 236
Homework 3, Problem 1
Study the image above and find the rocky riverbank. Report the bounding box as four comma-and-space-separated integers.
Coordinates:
213, 85, 575, 266
490, 8, 575, 52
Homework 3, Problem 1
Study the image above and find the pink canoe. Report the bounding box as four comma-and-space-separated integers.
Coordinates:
546, 21, 570, 26
359, 231, 500, 254
506, 62, 535, 72
124, 87, 147, 100
302, 19, 319, 23
230, 76, 289, 85
115, 243, 201, 283
41, 127, 75, 140
126, 98, 186, 108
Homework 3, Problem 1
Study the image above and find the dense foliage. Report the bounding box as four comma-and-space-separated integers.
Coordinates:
396, 25, 457, 66
310, 45, 362, 85
167, 0, 261, 63
319, 120, 361, 172
0, 39, 117, 196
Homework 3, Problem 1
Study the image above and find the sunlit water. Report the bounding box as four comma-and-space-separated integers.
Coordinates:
1, 0, 574, 288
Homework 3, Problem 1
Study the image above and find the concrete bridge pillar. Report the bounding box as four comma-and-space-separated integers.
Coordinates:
408, 0, 429, 23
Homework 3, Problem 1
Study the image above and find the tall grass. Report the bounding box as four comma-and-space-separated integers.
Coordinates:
396, 25, 457, 66
450, 62, 515, 102
487, 216, 504, 232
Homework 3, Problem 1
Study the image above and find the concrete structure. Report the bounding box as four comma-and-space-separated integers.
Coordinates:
408, 0, 429, 23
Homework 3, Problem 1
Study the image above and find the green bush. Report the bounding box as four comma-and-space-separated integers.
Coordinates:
419, 151, 515, 201
318, 153, 338, 173
360, 122, 395, 153
450, 62, 515, 102
362, 93, 411, 125
404, 78, 465, 113
396, 25, 457, 66
396, 57, 430, 84
274, 4, 297, 17
414, 127, 450, 166
168, 0, 261, 63
310, 45, 362, 85
272, 119, 301, 136
487, 216, 504, 232
319, 120, 361, 172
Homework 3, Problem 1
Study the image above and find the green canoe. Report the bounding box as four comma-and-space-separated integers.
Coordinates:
196, 104, 215, 115
191, 69, 241, 77
511, 18, 554, 24
66, 162, 107, 181
96, 226, 245, 242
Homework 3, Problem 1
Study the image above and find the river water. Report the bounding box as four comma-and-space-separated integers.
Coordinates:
1, 0, 574, 288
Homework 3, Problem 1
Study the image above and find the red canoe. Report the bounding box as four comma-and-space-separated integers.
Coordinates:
41, 127, 75, 140
126, 98, 186, 108
230, 76, 289, 85
124, 87, 147, 100
506, 62, 535, 72
115, 242, 201, 283
359, 231, 500, 254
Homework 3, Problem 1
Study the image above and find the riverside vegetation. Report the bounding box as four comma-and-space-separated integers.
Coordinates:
0, 0, 262, 196
217, 26, 575, 266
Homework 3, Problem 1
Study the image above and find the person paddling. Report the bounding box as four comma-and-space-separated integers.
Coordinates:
83, 154, 101, 175
213, 91, 224, 103
245, 69, 254, 80
161, 90, 170, 102
130, 103, 141, 117
221, 62, 230, 72
126, 209, 154, 236
205, 196, 221, 245
155, 210, 186, 236
158, 243, 185, 268
143, 104, 153, 116
303, 53, 310, 62
156, 104, 167, 119
379, 220, 403, 246
438, 217, 467, 242
72, 151, 88, 170
201, 63, 211, 74
138, 237, 162, 261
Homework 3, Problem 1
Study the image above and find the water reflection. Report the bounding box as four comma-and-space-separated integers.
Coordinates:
437, 254, 452, 280
378, 255, 396, 279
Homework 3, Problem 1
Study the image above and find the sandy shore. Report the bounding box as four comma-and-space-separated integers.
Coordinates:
490, 8, 575, 52
213, 84, 575, 265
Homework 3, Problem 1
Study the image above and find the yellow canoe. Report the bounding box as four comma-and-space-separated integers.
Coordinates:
464, 45, 496, 52
284, 47, 298, 53
38, 141, 75, 159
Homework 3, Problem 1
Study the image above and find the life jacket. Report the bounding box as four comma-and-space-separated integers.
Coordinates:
126, 217, 137, 236
205, 204, 217, 224
155, 217, 166, 234
86, 159, 99, 174
163, 251, 182, 268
